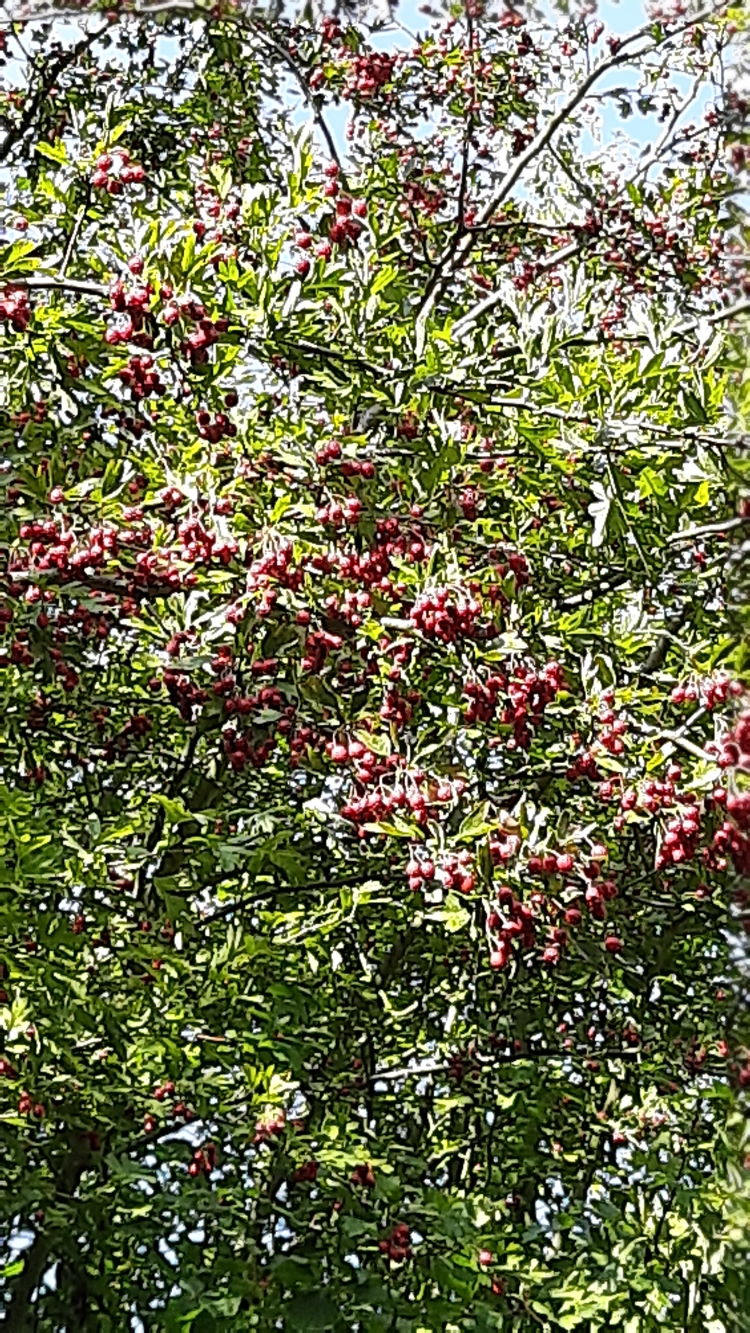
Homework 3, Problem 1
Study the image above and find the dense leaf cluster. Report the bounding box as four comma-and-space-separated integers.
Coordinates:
0, 2, 749, 1328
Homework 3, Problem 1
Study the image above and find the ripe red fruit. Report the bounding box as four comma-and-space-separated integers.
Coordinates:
350, 1162, 376, 1188
489, 946, 509, 969
604, 935, 623, 954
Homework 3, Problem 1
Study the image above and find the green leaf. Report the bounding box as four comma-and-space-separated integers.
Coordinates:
285, 1293, 338, 1329
152, 795, 199, 826
35, 141, 67, 164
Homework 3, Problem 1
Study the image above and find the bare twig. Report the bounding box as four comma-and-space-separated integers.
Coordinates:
632, 77, 701, 181
644, 728, 716, 764
11, 275, 109, 297
667, 516, 745, 544
248, 21, 350, 193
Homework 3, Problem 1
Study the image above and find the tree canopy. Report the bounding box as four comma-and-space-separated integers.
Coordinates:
0, 0, 749, 1328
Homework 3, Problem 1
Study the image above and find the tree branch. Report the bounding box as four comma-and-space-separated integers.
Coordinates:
667, 516, 745, 544
2, 0, 197, 24
371, 1045, 641, 1084
247, 20, 350, 193
0, 23, 104, 163
4, 569, 188, 598
413, 2, 727, 352
1, 1138, 92, 1331
11, 275, 109, 297
451, 241, 581, 344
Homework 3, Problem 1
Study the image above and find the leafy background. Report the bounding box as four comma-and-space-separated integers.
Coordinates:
0, 0, 749, 1328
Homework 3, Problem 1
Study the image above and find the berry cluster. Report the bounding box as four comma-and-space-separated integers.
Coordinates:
117, 355, 165, 399
595, 707, 628, 755
341, 766, 461, 837
464, 673, 507, 723
378, 1221, 412, 1262
247, 543, 303, 594
614, 770, 683, 814
190, 180, 241, 268
300, 627, 344, 673
380, 685, 417, 728
315, 495, 364, 527
222, 729, 275, 773
505, 661, 566, 747
488, 830, 521, 864
328, 194, 367, 247
487, 885, 537, 969
405, 848, 476, 894
409, 587, 483, 642
582, 878, 619, 921
152, 1079, 176, 1103
335, 519, 430, 589
344, 51, 397, 101
91, 149, 144, 192
711, 817, 750, 877
319, 587, 372, 630
0, 286, 31, 331
717, 709, 750, 771
188, 1142, 216, 1178
567, 749, 602, 782
465, 661, 565, 746
196, 409, 236, 444
17, 1092, 45, 1118
314, 439, 342, 464
527, 851, 576, 876
671, 674, 742, 709
340, 457, 376, 479
176, 517, 237, 566
350, 1162, 376, 1188
326, 735, 378, 768
291, 1159, 319, 1183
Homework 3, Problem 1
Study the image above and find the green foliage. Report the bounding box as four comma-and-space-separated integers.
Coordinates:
0, 2, 748, 1330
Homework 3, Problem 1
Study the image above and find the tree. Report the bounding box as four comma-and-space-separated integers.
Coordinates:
0, 0, 749, 1327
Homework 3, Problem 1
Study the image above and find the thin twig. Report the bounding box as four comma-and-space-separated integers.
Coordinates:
413, 2, 726, 351
667, 516, 745, 544
631, 76, 702, 183
11, 275, 109, 297
451, 241, 581, 343
247, 20, 350, 193
59, 194, 90, 280
643, 727, 716, 765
